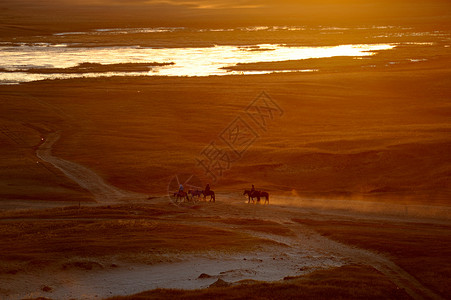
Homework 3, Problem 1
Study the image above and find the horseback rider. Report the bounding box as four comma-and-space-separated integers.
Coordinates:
250, 184, 256, 193
205, 183, 211, 194
179, 184, 184, 193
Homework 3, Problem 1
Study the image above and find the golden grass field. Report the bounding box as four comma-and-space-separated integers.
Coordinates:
0, 0, 450, 299
2, 58, 450, 205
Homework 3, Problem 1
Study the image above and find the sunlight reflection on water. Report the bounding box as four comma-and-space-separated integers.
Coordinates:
0, 43, 396, 84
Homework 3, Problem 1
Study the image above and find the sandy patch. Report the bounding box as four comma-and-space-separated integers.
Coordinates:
1, 240, 345, 300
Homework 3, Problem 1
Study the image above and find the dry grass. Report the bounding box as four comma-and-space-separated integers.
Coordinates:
1, 57, 450, 205
1, 19, 450, 205
0, 204, 275, 274
1, 201, 448, 299
0, 2, 450, 299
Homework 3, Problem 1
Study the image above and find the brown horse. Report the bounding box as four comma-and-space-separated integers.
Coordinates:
188, 189, 202, 200
173, 191, 189, 202
244, 190, 259, 203
202, 190, 215, 202
243, 190, 269, 204
259, 191, 269, 204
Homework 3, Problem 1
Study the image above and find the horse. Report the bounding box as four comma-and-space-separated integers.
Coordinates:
188, 189, 202, 200
259, 191, 269, 204
243, 190, 269, 204
202, 190, 215, 202
173, 190, 189, 202
243, 190, 260, 203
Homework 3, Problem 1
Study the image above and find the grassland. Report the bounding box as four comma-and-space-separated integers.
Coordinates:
0, 0, 450, 299
1, 200, 448, 299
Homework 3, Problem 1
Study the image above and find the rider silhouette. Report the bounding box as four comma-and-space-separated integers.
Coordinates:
179, 184, 184, 193
250, 184, 255, 193
205, 183, 210, 194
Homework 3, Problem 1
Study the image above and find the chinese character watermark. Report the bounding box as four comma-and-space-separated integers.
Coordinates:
167, 173, 204, 204
195, 91, 283, 183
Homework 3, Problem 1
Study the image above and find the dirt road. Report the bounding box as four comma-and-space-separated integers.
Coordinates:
36, 131, 144, 203
203, 201, 446, 300
30, 132, 446, 299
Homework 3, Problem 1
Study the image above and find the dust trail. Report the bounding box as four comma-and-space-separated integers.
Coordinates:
36, 131, 144, 203
270, 195, 451, 221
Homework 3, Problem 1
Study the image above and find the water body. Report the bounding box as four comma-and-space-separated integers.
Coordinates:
3, 25, 445, 84
50, 25, 406, 36
0, 43, 395, 84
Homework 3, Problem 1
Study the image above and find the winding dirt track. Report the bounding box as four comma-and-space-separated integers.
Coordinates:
289, 224, 444, 300
33, 132, 444, 300
36, 131, 144, 203
202, 203, 445, 300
